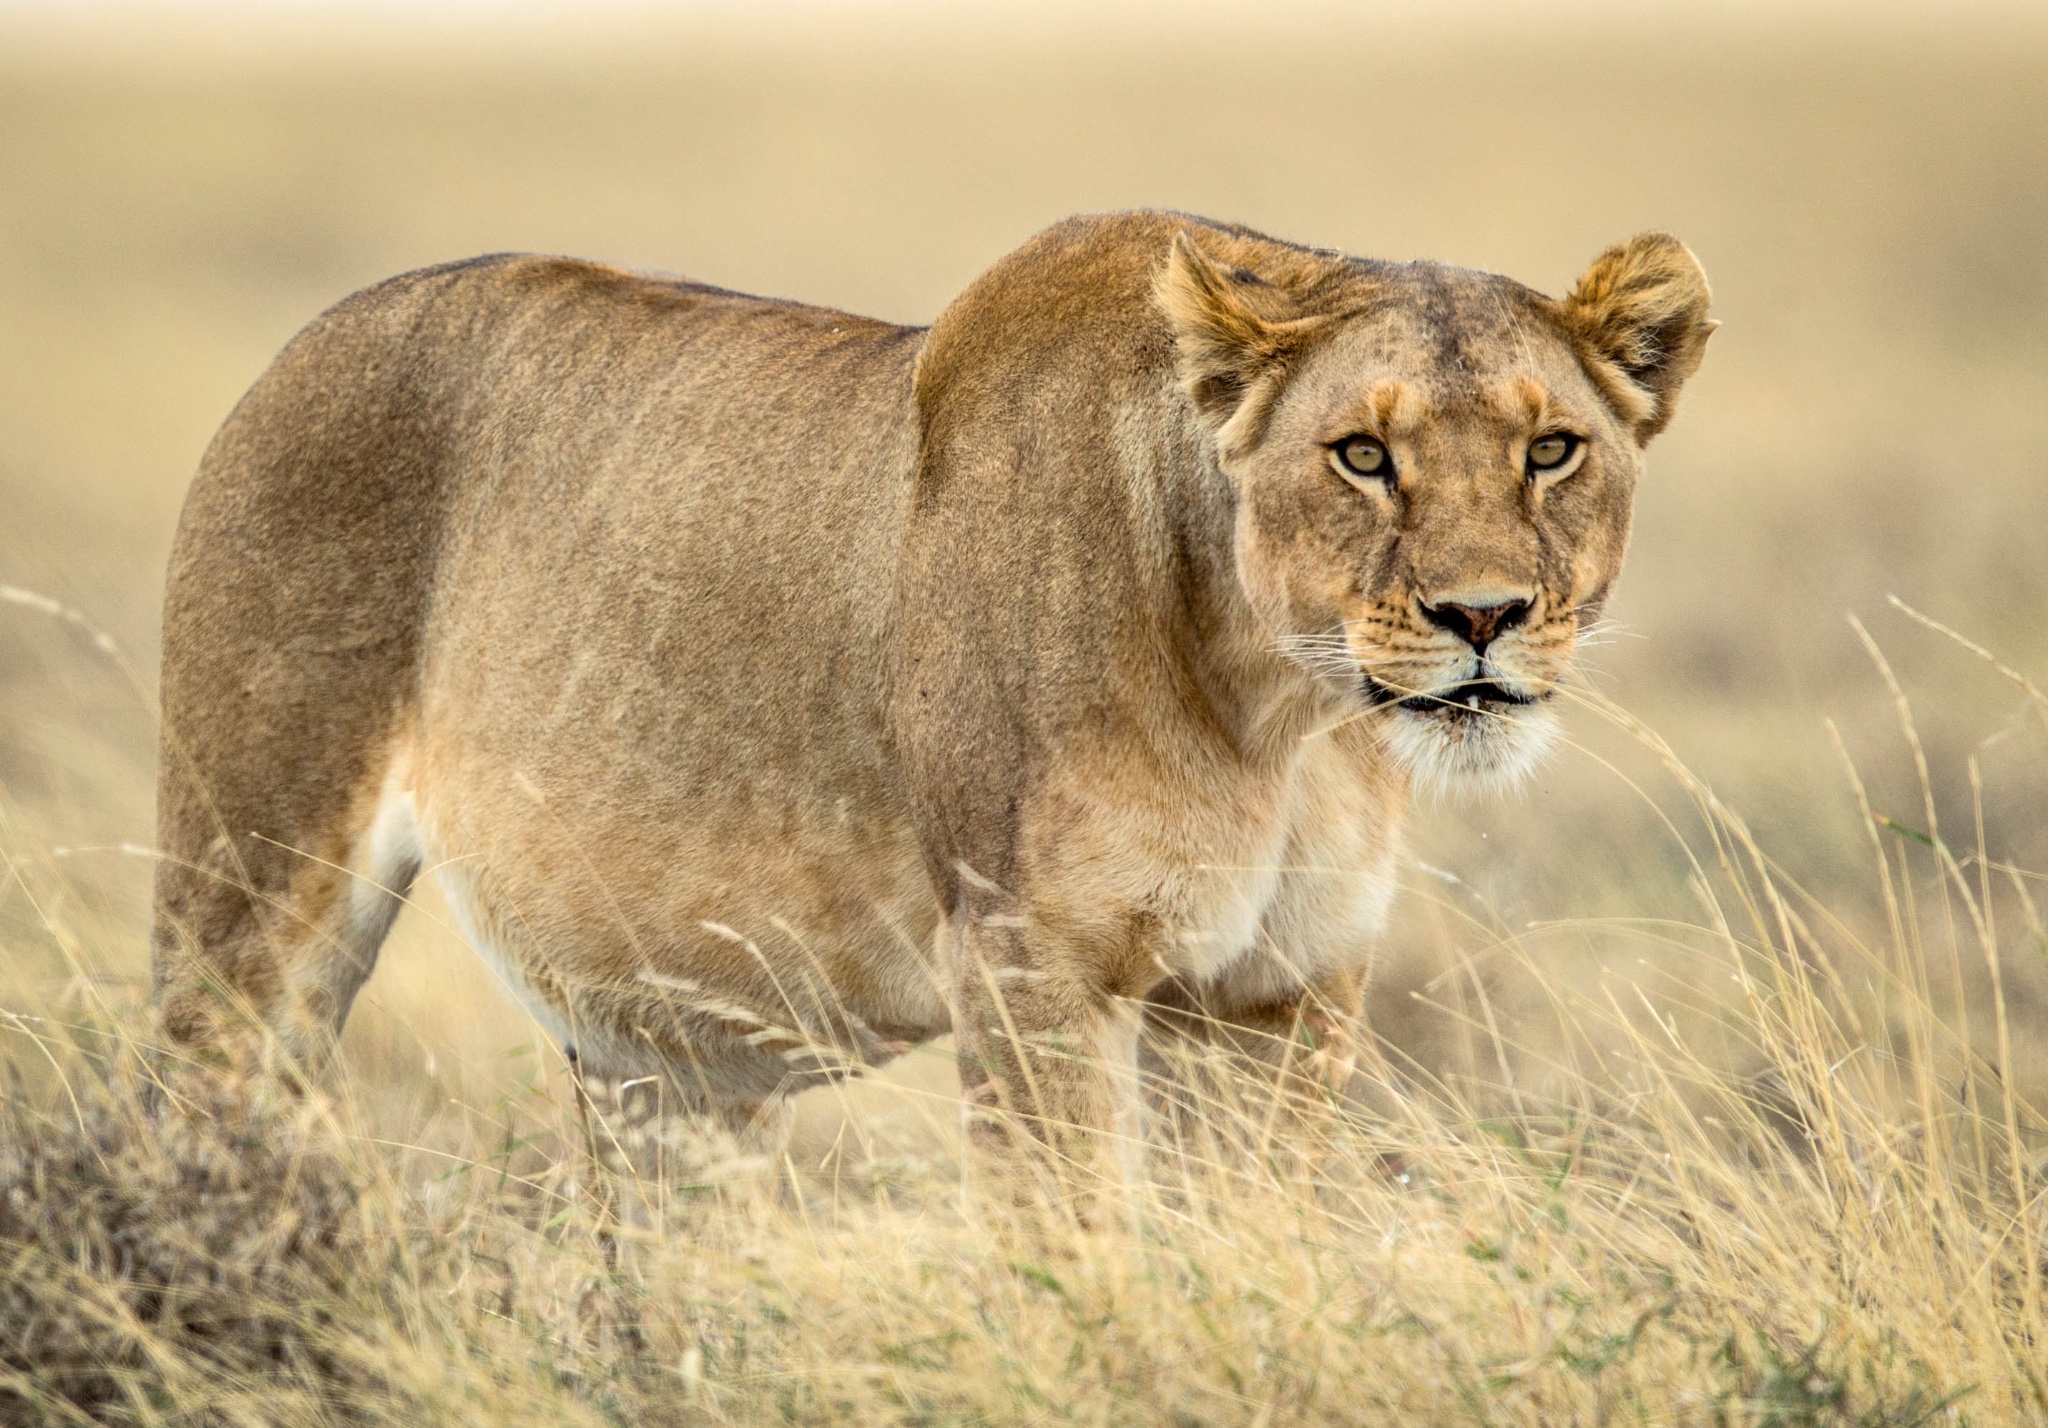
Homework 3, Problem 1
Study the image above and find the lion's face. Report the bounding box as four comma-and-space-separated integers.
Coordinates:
1159, 229, 1713, 793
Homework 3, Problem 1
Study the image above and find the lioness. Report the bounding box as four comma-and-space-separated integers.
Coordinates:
151, 211, 1711, 1177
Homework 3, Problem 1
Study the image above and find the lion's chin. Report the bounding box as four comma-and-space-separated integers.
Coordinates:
1381, 700, 1560, 799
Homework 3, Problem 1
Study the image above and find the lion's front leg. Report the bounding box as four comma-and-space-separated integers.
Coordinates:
1139, 962, 1368, 1172
950, 911, 1151, 1218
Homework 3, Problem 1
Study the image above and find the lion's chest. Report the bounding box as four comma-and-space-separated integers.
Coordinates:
1027, 730, 1405, 988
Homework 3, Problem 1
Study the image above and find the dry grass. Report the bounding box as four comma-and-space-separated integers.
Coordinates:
3, 9, 2048, 1423
5, 669, 2045, 1423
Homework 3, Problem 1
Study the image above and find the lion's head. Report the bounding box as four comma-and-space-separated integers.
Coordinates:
1157, 227, 1714, 794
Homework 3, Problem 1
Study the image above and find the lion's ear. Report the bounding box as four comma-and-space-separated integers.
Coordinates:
1156, 231, 1326, 439
1559, 233, 1716, 442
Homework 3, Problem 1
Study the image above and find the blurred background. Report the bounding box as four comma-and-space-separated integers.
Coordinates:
2, 0, 2045, 1149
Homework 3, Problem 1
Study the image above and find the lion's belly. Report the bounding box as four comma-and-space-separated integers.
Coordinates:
401, 738, 950, 1098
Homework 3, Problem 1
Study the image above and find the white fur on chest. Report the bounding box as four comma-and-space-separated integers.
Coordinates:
1159, 735, 1402, 990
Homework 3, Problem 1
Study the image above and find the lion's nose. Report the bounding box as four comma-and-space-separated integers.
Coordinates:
1420, 596, 1531, 652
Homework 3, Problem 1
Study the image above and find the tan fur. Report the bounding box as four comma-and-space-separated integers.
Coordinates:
150, 214, 1710, 1178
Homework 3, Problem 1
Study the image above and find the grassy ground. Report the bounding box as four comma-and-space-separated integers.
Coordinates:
2, 9, 2046, 1422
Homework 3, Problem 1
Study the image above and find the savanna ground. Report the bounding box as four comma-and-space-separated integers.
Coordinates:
3, 8, 2048, 1422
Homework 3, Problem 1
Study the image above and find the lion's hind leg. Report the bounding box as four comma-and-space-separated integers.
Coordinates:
150, 269, 450, 1081
150, 737, 424, 1083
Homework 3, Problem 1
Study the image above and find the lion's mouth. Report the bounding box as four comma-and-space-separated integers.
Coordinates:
1365, 676, 1543, 716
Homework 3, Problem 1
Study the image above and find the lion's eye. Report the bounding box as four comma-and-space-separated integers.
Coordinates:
1527, 434, 1580, 473
1334, 435, 1391, 481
